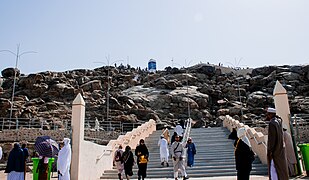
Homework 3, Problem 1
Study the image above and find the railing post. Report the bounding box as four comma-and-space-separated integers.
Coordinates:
16, 119, 19, 130
119, 121, 123, 134
2, 118, 4, 131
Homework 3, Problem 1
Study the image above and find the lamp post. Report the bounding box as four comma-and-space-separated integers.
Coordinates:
0, 44, 37, 121
172, 60, 193, 120
226, 58, 244, 120
94, 56, 123, 123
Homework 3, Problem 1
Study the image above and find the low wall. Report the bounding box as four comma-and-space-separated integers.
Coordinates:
79, 119, 156, 180
0, 129, 69, 142
79, 141, 113, 180
107, 119, 156, 156
223, 115, 268, 164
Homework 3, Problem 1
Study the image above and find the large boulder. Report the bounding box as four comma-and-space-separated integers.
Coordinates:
190, 64, 216, 76
247, 91, 273, 108
2, 68, 20, 78
251, 66, 277, 76
80, 80, 102, 92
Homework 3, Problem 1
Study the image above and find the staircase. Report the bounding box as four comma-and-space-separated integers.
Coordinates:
100, 127, 268, 179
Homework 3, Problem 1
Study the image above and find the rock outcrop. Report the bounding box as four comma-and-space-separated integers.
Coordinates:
0, 63, 308, 129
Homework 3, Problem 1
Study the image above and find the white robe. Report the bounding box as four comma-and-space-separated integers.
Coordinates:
0, 146, 2, 160
7, 171, 24, 180
171, 141, 187, 178
57, 138, 72, 180
158, 138, 169, 163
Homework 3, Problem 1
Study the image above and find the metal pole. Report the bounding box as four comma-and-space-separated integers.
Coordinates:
107, 66, 110, 122
2, 118, 4, 130
94, 57, 123, 124
290, 115, 302, 175
186, 68, 190, 119
237, 79, 244, 119
9, 45, 20, 121
0, 45, 36, 121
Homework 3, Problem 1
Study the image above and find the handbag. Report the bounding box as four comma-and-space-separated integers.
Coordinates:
139, 155, 148, 164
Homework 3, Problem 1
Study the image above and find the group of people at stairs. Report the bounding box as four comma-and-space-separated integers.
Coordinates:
113, 139, 149, 180
230, 107, 298, 180
159, 122, 196, 180
113, 120, 195, 180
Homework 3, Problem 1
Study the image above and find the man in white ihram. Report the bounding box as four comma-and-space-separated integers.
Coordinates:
171, 135, 188, 180
158, 135, 169, 167
57, 138, 72, 180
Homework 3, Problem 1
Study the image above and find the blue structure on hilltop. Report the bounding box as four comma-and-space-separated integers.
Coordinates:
148, 59, 156, 73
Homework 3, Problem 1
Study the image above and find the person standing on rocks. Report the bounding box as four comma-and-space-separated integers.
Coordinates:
171, 135, 188, 180
158, 135, 169, 167
266, 107, 289, 180
135, 139, 149, 180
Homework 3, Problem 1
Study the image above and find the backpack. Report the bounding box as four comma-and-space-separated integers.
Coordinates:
115, 150, 123, 162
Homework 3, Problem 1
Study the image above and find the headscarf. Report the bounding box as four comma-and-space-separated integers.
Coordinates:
237, 128, 251, 148
57, 138, 72, 175
5, 143, 25, 173
187, 137, 192, 143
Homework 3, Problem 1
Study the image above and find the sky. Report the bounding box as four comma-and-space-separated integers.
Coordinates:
1, 0, 309, 74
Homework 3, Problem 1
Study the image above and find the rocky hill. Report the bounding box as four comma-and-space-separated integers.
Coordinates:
0, 63, 308, 129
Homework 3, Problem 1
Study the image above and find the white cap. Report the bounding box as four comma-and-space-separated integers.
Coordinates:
267, 107, 276, 113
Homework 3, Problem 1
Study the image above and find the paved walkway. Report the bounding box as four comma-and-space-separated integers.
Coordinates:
0, 171, 307, 179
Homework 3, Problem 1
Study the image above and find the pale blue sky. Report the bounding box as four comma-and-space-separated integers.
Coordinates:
1, 0, 309, 74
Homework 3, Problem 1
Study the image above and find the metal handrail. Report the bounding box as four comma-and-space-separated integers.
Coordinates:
182, 118, 192, 144
96, 149, 113, 162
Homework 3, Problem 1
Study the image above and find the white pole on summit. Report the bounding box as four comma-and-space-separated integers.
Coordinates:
273, 80, 291, 133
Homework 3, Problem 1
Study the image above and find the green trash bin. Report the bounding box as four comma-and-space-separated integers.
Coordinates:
298, 144, 309, 176
32, 157, 55, 180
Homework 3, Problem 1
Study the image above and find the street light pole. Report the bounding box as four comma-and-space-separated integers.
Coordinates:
94, 56, 123, 123
0, 44, 37, 121
226, 58, 244, 120
185, 60, 193, 120
172, 59, 193, 120
186, 68, 190, 119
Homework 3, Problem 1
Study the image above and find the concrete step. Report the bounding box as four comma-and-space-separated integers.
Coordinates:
100, 168, 268, 179
100, 127, 268, 179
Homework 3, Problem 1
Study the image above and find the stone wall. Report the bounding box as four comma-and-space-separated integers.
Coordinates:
0, 128, 69, 142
